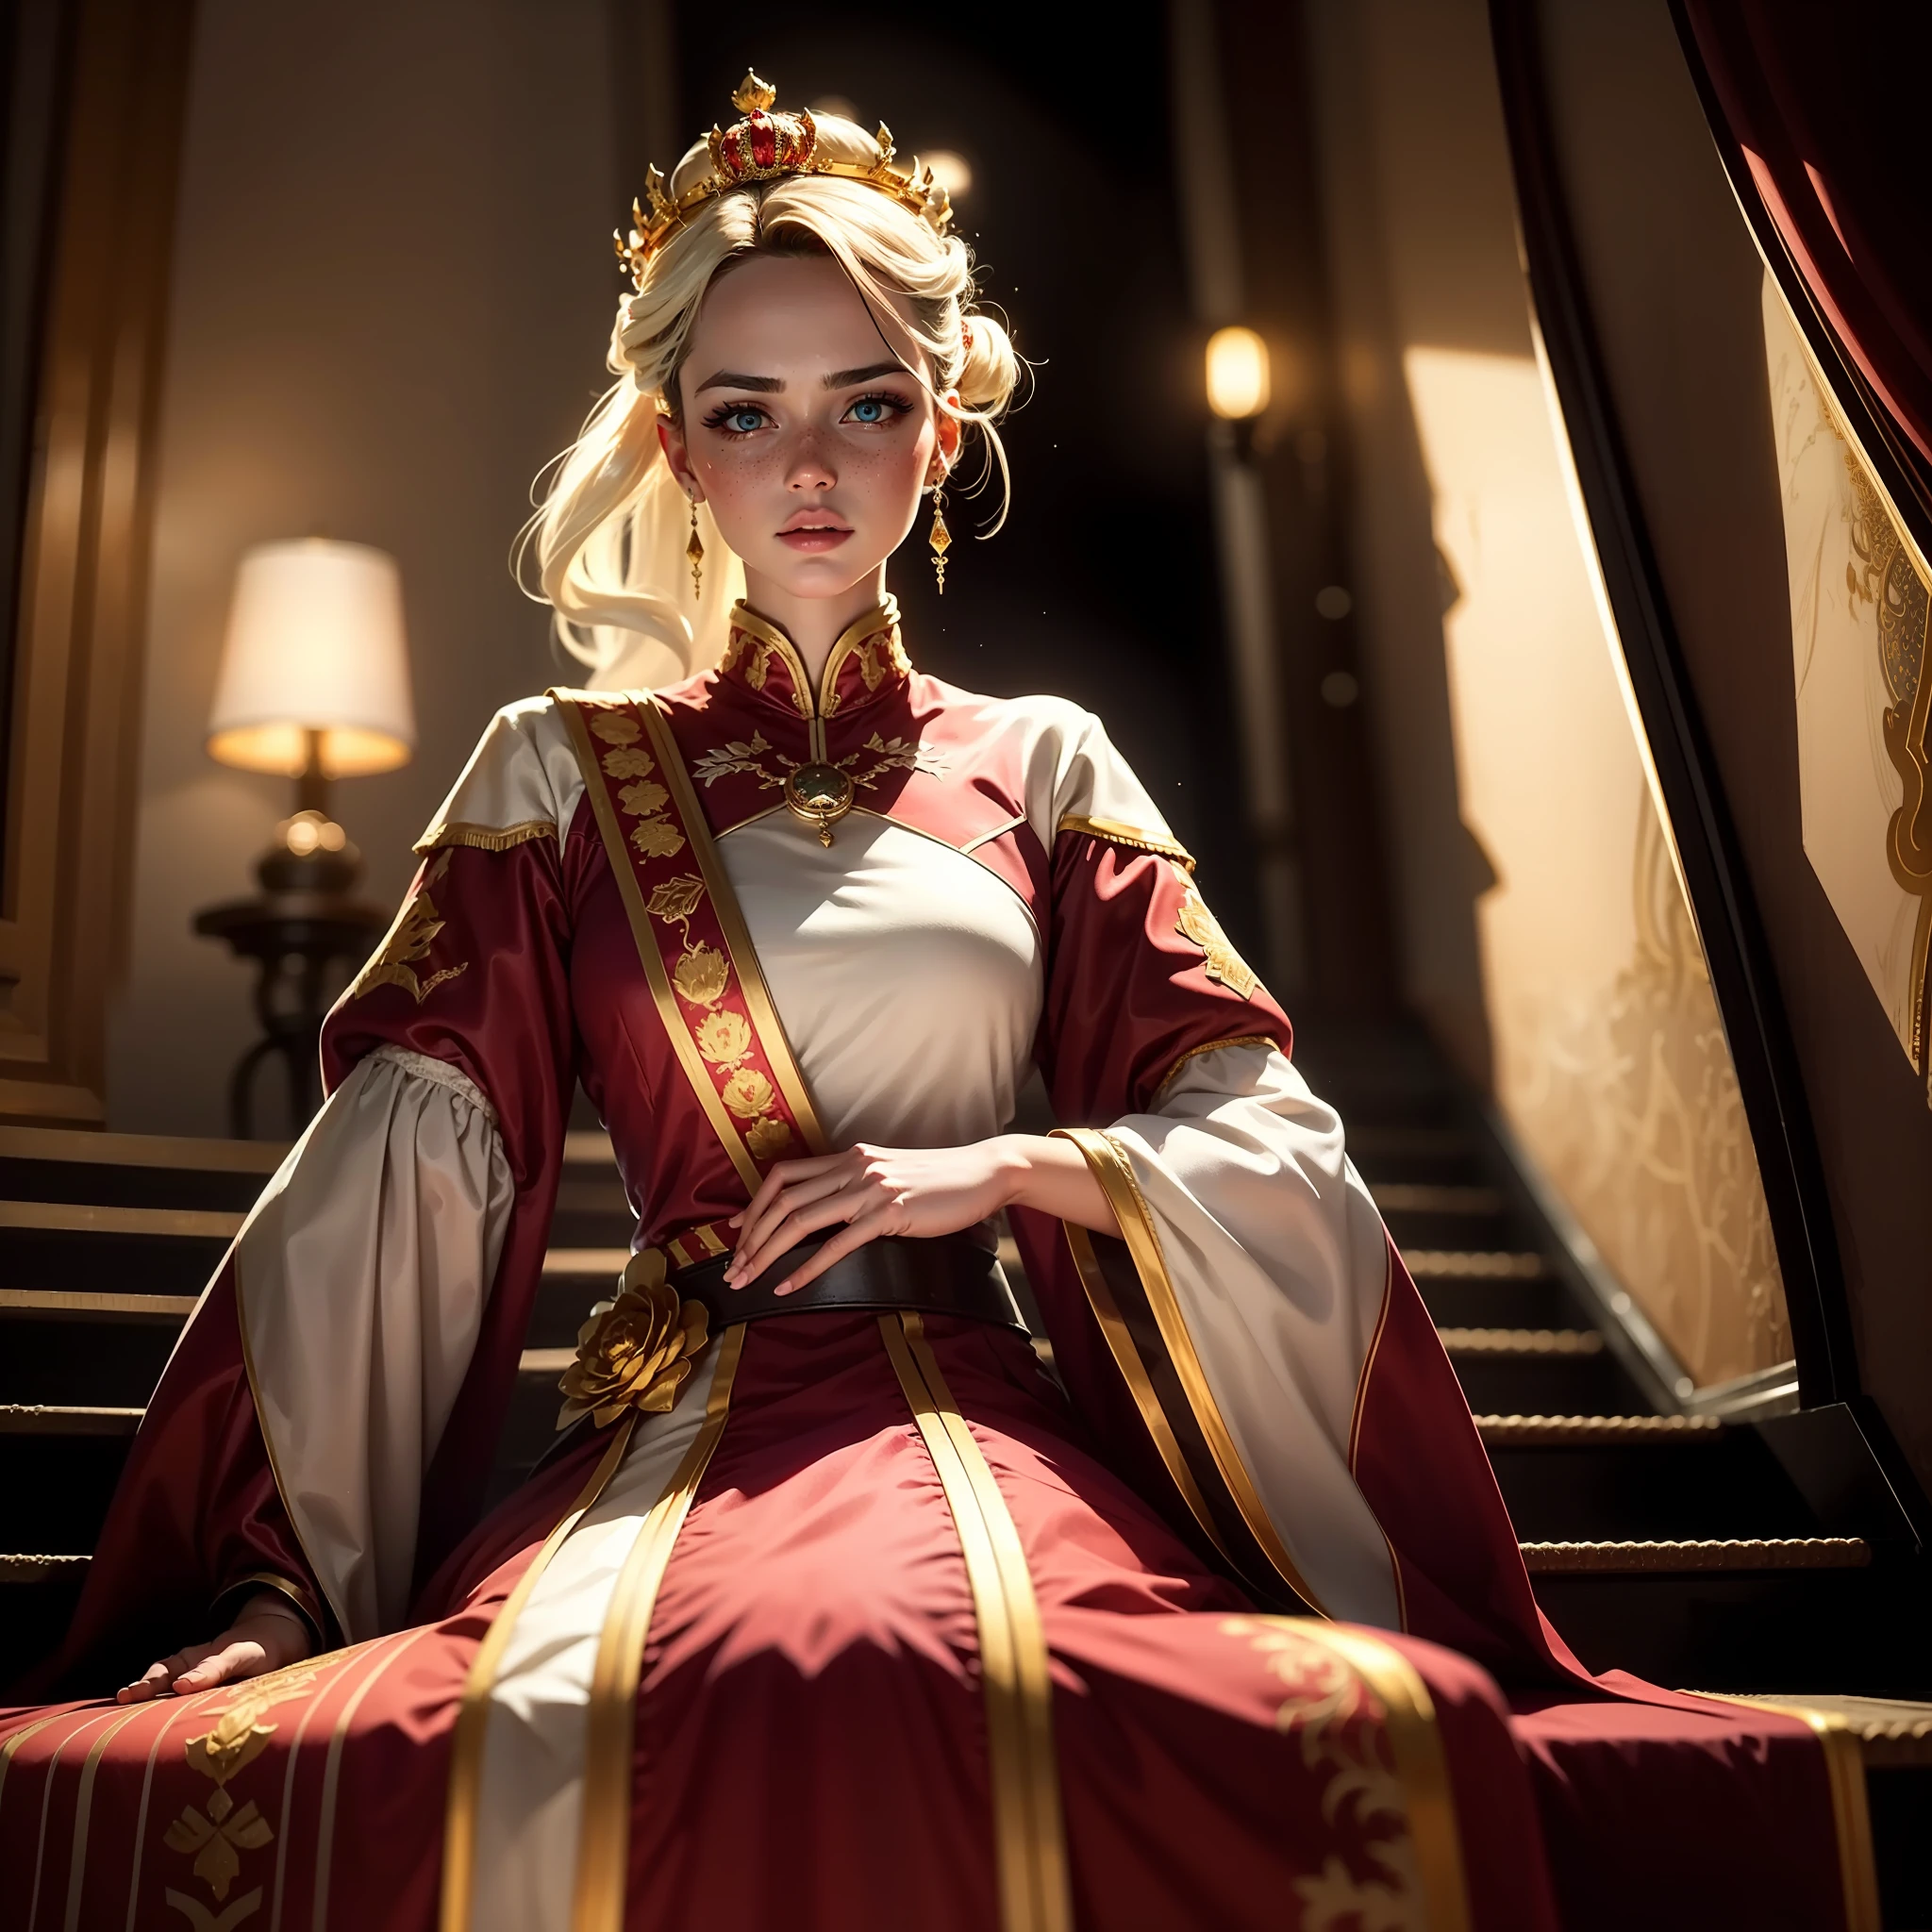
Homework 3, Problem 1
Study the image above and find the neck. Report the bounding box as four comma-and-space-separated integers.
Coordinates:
736, 564, 890, 682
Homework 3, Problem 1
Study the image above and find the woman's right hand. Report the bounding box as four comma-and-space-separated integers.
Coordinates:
116, 1591, 315, 1703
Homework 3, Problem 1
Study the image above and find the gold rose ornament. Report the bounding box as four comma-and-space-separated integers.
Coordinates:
557, 1248, 709, 1430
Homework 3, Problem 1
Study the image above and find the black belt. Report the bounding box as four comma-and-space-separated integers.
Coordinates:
671, 1226, 1025, 1334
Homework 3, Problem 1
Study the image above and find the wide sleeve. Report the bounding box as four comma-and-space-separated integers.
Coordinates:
1016, 718, 1566, 1683
38, 703, 590, 1691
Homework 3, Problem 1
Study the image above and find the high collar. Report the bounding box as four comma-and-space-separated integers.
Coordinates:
717, 596, 910, 722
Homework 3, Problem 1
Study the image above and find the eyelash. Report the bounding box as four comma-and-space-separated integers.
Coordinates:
698, 391, 916, 438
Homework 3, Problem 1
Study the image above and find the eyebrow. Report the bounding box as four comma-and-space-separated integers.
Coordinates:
692, 360, 913, 395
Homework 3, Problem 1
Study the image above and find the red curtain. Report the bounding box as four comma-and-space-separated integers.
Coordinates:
1679, 2, 1932, 480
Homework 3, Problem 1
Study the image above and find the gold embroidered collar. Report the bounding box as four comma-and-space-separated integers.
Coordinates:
719, 597, 911, 721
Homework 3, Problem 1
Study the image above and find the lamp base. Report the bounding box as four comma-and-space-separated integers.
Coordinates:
256, 808, 363, 895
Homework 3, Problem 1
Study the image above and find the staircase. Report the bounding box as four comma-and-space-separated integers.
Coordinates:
4, 1073, 1929, 1923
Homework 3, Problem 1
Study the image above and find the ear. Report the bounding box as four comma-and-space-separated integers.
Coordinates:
657, 412, 704, 503
930, 395, 963, 479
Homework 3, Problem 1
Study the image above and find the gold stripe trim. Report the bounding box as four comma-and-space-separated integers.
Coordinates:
1693, 1695, 1880, 1932
217, 1570, 323, 1643
439, 1414, 639, 1932
1056, 814, 1195, 872
881, 1312, 1073, 1932
1058, 1127, 1329, 1614
0, 1713, 63, 1822
314, 1627, 440, 1929
60, 1704, 146, 1932
556, 695, 763, 1195
1151, 1033, 1277, 1103
1294, 1624, 1471, 1932
1059, 1219, 1232, 1566
818, 596, 904, 719
412, 819, 557, 856
572, 1324, 746, 1932
636, 699, 831, 1156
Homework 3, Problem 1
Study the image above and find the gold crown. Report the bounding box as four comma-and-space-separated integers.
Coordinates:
614, 71, 954, 288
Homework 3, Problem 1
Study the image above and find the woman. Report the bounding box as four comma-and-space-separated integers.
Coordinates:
2, 75, 1861, 1932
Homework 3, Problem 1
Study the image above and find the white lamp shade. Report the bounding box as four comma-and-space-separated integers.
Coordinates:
207, 539, 416, 776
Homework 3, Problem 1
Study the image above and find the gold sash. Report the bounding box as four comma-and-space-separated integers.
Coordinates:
557, 689, 830, 1193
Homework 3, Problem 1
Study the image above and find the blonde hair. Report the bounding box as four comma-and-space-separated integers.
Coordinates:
521, 114, 1021, 689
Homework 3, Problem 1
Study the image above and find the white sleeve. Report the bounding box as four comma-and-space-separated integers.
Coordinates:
1086, 1039, 1405, 1627
234, 1044, 514, 1639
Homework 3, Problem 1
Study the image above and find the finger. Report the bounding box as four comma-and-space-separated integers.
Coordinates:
729, 1189, 870, 1287
774, 1209, 892, 1294
175, 1640, 268, 1692
729, 1166, 857, 1276
728, 1153, 844, 1233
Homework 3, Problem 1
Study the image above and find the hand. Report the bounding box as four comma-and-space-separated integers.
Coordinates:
724, 1133, 1114, 1295
116, 1590, 314, 1704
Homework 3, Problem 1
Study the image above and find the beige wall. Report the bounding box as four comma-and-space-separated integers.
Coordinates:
1303, 0, 1531, 1087
108, 0, 622, 1134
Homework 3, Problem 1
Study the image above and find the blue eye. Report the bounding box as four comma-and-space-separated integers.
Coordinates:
845, 391, 908, 426
724, 408, 765, 434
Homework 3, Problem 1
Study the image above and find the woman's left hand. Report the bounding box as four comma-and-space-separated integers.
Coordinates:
725, 1139, 1027, 1294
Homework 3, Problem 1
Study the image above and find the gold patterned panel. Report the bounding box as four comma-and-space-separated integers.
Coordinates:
1405, 342, 1792, 1393
1763, 273, 1932, 1089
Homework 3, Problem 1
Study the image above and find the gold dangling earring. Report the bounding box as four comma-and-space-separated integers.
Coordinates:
686, 494, 705, 599
928, 477, 952, 594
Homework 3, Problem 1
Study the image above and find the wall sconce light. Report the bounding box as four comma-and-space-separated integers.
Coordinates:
195, 538, 415, 1135
1206, 325, 1272, 423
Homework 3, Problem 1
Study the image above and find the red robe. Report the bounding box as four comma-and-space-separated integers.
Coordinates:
3, 608, 1860, 1930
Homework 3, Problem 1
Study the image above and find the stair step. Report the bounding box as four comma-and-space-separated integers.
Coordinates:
1374, 1184, 1502, 1214
0, 1554, 89, 1582
0, 1201, 243, 1239
1522, 1537, 1872, 1574
1476, 1413, 1725, 1445
0, 1404, 142, 1435
1440, 1326, 1603, 1358
1405, 1249, 1547, 1281
0, 1290, 198, 1321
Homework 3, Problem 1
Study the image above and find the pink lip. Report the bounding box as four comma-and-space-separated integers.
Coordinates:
776, 514, 853, 554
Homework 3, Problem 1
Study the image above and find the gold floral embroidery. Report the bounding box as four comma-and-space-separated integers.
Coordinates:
722, 1067, 775, 1119
164, 1656, 341, 1910
645, 874, 707, 924
842, 731, 946, 787
602, 744, 656, 780
690, 726, 944, 795
1176, 882, 1259, 999
557, 1251, 709, 1430
350, 851, 468, 1004
695, 1009, 753, 1064
608, 703, 797, 1164
691, 731, 782, 791
618, 778, 669, 817
590, 712, 641, 745
628, 817, 686, 858
1222, 1619, 1424, 1931
672, 941, 730, 1008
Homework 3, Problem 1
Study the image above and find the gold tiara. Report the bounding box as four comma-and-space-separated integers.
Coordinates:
615, 71, 955, 289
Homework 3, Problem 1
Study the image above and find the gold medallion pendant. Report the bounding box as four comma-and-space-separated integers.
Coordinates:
784, 762, 855, 845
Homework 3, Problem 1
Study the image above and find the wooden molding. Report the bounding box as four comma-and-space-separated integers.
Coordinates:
0, 0, 196, 1126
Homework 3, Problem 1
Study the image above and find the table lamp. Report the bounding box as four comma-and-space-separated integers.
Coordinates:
205, 538, 416, 891
194, 539, 414, 1134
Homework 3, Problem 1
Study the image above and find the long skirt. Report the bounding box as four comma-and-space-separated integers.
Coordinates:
0, 1314, 1854, 1931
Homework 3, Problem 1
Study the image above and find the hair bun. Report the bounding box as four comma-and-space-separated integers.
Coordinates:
955, 309, 1017, 414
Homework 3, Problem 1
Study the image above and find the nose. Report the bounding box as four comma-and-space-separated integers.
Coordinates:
784, 424, 838, 493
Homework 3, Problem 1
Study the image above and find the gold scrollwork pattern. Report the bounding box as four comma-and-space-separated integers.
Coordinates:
350, 850, 469, 1004
1176, 880, 1260, 999
690, 728, 943, 795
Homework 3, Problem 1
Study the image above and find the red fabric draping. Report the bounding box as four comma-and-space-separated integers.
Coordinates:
1680, 1, 1932, 480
